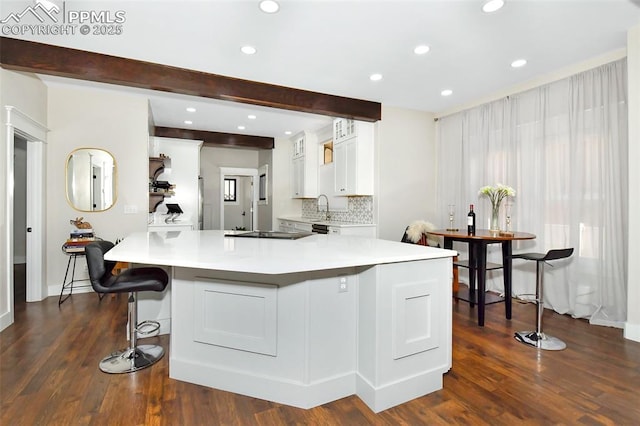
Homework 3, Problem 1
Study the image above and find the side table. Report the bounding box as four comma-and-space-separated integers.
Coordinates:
58, 245, 102, 305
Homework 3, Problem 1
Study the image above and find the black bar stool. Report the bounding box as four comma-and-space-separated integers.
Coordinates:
85, 241, 169, 373
510, 248, 574, 350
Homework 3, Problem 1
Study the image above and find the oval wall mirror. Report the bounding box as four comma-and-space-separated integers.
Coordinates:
66, 148, 117, 212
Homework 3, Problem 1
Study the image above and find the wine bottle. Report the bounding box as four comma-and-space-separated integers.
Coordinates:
467, 204, 476, 235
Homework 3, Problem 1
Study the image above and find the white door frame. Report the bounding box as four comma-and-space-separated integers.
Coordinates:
1, 106, 47, 331
220, 167, 258, 231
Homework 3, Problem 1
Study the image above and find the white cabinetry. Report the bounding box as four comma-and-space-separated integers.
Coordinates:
290, 131, 318, 198
292, 134, 305, 158
278, 219, 312, 233
328, 225, 376, 238
279, 218, 376, 237
333, 119, 374, 196
334, 117, 358, 143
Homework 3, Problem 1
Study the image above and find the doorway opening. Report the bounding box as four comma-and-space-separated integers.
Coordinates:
13, 135, 27, 304
2, 106, 47, 332
219, 167, 258, 231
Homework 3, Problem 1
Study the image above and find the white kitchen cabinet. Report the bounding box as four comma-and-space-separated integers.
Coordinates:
290, 131, 318, 198
333, 119, 374, 196
279, 217, 376, 237
278, 219, 312, 233
328, 225, 376, 237
291, 156, 304, 197
333, 117, 358, 143
292, 133, 305, 158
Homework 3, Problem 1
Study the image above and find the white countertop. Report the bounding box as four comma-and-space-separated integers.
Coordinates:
278, 216, 375, 228
105, 230, 455, 275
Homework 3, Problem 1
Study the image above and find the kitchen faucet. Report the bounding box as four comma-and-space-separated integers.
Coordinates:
317, 194, 330, 221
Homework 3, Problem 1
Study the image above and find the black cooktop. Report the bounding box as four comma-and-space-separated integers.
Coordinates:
225, 231, 312, 240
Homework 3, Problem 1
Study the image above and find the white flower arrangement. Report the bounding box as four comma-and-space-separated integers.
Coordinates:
479, 183, 516, 207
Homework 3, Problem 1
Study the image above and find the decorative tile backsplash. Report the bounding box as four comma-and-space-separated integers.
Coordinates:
301, 196, 374, 223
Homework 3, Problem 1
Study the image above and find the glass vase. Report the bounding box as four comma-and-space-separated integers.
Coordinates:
490, 203, 501, 231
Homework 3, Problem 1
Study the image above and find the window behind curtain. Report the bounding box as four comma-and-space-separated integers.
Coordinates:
435, 59, 628, 327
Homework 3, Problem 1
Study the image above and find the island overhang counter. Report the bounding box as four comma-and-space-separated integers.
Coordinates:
105, 230, 456, 413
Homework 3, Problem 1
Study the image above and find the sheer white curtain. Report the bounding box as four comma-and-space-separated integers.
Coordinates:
435, 59, 628, 327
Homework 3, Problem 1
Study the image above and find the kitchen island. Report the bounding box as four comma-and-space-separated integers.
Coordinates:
105, 230, 456, 413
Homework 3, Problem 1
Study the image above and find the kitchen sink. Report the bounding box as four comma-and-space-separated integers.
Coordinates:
225, 230, 312, 240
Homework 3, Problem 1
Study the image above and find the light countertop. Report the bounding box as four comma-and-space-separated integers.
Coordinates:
105, 230, 456, 275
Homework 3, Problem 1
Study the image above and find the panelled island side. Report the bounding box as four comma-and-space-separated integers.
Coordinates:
105, 230, 456, 413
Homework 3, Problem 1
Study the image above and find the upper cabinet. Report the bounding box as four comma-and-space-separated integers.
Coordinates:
334, 117, 358, 143
333, 119, 374, 196
292, 134, 305, 159
291, 131, 318, 198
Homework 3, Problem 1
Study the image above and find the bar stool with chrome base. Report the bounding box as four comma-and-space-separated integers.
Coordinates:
510, 248, 574, 350
85, 241, 169, 373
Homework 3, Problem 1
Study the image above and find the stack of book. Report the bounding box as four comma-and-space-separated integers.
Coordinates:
63, 228, 96, 253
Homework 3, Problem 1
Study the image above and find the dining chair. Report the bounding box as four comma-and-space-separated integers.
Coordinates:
401, 220, 459, 293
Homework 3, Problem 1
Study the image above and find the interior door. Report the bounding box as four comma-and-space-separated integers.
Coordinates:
219, 168, 259, 232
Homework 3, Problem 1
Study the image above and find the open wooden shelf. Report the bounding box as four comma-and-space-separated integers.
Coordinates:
148, 156, 173, 213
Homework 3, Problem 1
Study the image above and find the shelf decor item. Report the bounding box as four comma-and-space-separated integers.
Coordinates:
479, 183, 516, 231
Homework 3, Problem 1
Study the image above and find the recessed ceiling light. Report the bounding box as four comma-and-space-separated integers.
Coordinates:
441, 89, 453, 97
241, 45, 257, 55
414, 45, 430, 55
259, 0, 279, 13
248, 114, 257, 120
511, 59, 527, 68
186, 107, 196, 113
285, 131, 292, 135
184, 120, 193, 125
369, 73, 383, 82
482, 0, 505, 13
237, 125, 246, 130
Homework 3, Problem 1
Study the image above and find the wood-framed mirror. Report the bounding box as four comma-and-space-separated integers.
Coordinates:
65, 148, 117, 212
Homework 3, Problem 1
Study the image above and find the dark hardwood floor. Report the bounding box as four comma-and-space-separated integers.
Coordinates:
2, 291, 639, 425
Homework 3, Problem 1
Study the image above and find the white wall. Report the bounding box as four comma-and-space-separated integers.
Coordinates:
200, 146, 259, 230
258, 149, 273, 230
376, 106, 437, 241
46, 85, 149, 296
626, 24, 640, 342
0, 70, 47, 329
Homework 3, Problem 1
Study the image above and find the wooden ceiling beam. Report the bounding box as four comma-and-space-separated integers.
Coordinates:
154, 127, 274, 150
0, 37, 381, 122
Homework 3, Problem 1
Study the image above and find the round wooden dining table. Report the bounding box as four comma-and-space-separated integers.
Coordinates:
427, 229, 536, 326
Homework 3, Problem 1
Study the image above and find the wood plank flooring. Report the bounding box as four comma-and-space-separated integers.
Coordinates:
2, 293, 639, 425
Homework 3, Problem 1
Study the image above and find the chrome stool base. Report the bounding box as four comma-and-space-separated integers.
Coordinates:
514, 331, 566, 351
99, 344, 165, 374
